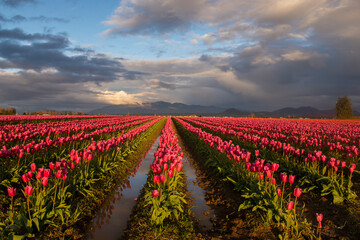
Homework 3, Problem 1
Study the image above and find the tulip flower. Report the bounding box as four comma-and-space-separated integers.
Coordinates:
168, 170, 174, 178
160, 174, 165, 183
30, 163, 36, 172
287, 201, 294, 210
42, 177, 48, 186
22, 174, 29, 183
281, 173, 287, 183
24, 185, 33, 196
316, 213, 323, 228
294, 188, 302, 197
289, 175, 295, 184
153, 175, 160, 183
49, 162, 54, 169
7, 187, 16, 197
163, 163, 168, 171
277, 188, 281, 195
152, 190, 159, 197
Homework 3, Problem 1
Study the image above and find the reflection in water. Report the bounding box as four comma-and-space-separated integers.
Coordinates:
88, 136, 160, 240
183, 156, 214, 231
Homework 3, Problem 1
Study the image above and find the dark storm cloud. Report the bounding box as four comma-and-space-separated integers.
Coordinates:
1, 0, 37, 7
0, 27, 144, 83
0, 14, 68, 23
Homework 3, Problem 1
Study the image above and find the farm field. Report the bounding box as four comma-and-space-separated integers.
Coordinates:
1, 115, 360, 239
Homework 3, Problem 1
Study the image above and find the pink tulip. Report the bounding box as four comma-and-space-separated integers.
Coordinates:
168, 170, 173, 178
277, 188, 281, 195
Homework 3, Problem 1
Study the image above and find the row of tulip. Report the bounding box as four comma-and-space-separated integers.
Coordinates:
0, 117, 164, 239
0, 116, 147, 147
181, 117, 357, 204
191, 117, 360, 159
144, 117, 186, 225
173, 117, 322, 239
0, 116, 154, 159
0, 115, 104, 123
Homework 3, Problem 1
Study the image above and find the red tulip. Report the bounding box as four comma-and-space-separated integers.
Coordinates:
163, 163, 168, 171
281, 173, 287, 183
255, 150, 259, 156
7, 187, 16, 197
350, 163, 356, 173
289, 175, 295, 184
176, 162, 182, 172
272, 177, 276, 184
271, 163, 279, 171
277, 188, 281, 195
168, 170, 173, 178
316, 213, 323, 228
24, 186, 33, 196
287, 201, 294, 210
42, 177, 48, 186
49, 162, 54, 169
341, 161, 346, 168
153, 175, 160, 183
294, 188, 302, 197
22, 174, 29, 183
30, 163, 36, 172
160, 174, 165, 183
152, 189, 159, 197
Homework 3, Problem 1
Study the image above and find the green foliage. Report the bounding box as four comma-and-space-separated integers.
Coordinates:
335, 95, 353, 119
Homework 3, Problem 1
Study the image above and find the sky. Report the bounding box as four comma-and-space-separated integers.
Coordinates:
0, 0, 359, 113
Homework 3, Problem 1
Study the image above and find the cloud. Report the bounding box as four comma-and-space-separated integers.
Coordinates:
102, 0, 206, 35
96, 90, 143, 105
0, 0, 37, 7
0, 14, 68, 23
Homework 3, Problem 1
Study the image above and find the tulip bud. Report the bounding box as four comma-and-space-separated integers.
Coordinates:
277, 188, 281, 196
168, 170, 173, 178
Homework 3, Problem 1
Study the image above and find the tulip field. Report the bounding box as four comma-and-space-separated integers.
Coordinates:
1, 115, 360, 239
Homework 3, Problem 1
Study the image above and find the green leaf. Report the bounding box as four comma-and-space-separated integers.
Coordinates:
32, 218, 40, 231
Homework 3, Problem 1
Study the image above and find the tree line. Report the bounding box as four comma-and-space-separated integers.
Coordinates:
0, 108, 16, 115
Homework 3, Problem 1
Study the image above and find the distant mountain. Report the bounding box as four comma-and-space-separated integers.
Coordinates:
88, 101, 225, 115
256, 106, 336, 118
89, 101, 360, 118
221, 106, 360, 118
